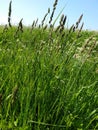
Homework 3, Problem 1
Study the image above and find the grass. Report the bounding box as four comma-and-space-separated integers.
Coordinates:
0, 0, 98, 129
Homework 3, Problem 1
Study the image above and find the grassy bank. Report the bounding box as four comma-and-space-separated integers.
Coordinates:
0, 0, 98, 129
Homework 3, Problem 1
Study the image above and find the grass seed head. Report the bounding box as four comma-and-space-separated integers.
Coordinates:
48, 8, 50, 13
53, 0, 58, 8
43, 24, 48, 30
41, 8, 50, 27
75, 14, 83, 29
49, 0, 58, 24
35, 18, 38, 27
18, 18, 23, 32
55, 25, 60, 32
59, 14, 64, 26
80, 35, 94, 53
8, 1, 12, 17
8, 1, 12, 27
31, 20, 35, 31
69, 24, 74, 33
63, 15, 67, 26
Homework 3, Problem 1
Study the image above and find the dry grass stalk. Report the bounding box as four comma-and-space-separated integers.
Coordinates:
77, 22, 84, 38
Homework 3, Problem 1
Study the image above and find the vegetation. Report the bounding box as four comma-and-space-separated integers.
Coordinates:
0, 0, 98, 129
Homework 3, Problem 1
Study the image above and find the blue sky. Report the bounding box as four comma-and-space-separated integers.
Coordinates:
0, 0, 98, 30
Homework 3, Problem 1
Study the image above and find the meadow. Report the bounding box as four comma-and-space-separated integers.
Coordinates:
0, 0, 98, 129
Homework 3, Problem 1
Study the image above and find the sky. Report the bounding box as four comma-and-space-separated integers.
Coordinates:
0, 0, 98, 31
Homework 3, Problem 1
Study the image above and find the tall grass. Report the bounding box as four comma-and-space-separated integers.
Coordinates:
0, 0, 98, 129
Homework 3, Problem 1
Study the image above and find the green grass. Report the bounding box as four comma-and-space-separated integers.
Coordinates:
0, 1, 98, 130
0, 25, 98, 130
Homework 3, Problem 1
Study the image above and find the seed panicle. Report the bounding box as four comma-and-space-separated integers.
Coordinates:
8, 0, 12, 27
75, 14, 83, 29
49, 0, 58, 24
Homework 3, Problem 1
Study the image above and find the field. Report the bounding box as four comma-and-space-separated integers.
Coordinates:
0, 0, 98, 130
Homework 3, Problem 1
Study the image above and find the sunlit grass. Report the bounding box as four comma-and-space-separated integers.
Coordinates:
0, 0, 98, 129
